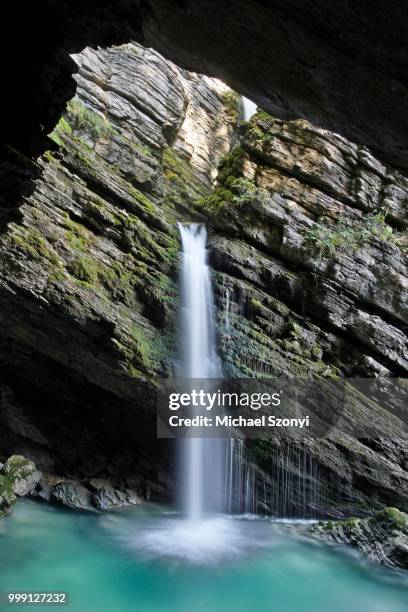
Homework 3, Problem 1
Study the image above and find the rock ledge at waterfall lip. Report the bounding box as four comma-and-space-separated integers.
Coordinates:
309, 507, 408, 570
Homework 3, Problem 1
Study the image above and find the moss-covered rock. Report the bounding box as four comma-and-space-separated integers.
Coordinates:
310, 507, 408, 569
0, 474, 17, 517
4, 455, 42, 497
0, 455, 42, 517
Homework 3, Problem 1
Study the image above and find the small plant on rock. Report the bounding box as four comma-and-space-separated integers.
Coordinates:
304, 209, 396, 258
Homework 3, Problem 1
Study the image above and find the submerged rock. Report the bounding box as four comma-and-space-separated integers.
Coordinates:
310, 507, 408, 570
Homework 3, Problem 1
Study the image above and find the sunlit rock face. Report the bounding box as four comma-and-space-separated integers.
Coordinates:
0, 42, 407, 517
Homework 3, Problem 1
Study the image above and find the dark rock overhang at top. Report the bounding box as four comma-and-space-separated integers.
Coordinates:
1, 0, 407, 171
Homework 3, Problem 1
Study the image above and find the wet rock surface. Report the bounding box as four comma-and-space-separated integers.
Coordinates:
92, 485, 141, 510
52, 482, 94, 511
310, 508, 408, 570
35, 475, 142, 512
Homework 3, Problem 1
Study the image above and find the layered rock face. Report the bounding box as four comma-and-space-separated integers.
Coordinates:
0, 43, 407, 517
0, 43, 233, 499
206, 114, 408, 517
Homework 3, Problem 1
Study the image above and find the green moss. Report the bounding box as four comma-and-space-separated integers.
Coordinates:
11, 228, 60, 266
49, 269, 67, 283
196, 146, 268, 218
66, 99, 116, 140
0, 475, 14, 498
63, 214, 95, 253
129, 324, 153, 369
230, 177, 269, 208
48, 98, 116, 147
162, 146, 208, 213
223, 91, 240, 124
0, 473, 16, 515
43, 150, 57, 163
48, 116, 72, 146
343, 517, 360, 529
112, 317, 174, 377
69, 256, 98, 284
126, 138, 152, 158
375, 507, 408, 530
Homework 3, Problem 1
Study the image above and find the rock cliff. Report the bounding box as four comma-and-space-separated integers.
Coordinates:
0, 43, 407, 516
0, 43, 233, 500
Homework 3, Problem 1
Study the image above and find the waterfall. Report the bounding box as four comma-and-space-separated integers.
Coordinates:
241, 96, 257, 121
177, 225, 328, 520
178, 223, 226, 519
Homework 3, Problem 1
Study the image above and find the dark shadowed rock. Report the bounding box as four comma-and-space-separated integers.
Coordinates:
1, 2, 407, 170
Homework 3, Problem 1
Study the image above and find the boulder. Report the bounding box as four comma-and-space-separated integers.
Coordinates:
92, 486, 141, 510
4, 455, 42, 497
52, 482, 93, 511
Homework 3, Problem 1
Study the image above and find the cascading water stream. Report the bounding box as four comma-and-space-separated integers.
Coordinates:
177, 224, 329, 523
241, 96, 257, 121
178, 223, 225, 520
128, 224, 332, 563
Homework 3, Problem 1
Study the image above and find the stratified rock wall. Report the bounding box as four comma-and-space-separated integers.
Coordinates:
204, 113, 408, 517
0, 43, 234, 497
0, 43, 407, 515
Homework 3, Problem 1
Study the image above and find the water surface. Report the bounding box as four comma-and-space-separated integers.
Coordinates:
0, 501, 406, 612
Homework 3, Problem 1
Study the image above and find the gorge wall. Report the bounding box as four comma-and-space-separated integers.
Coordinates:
0, 43, 407, 517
